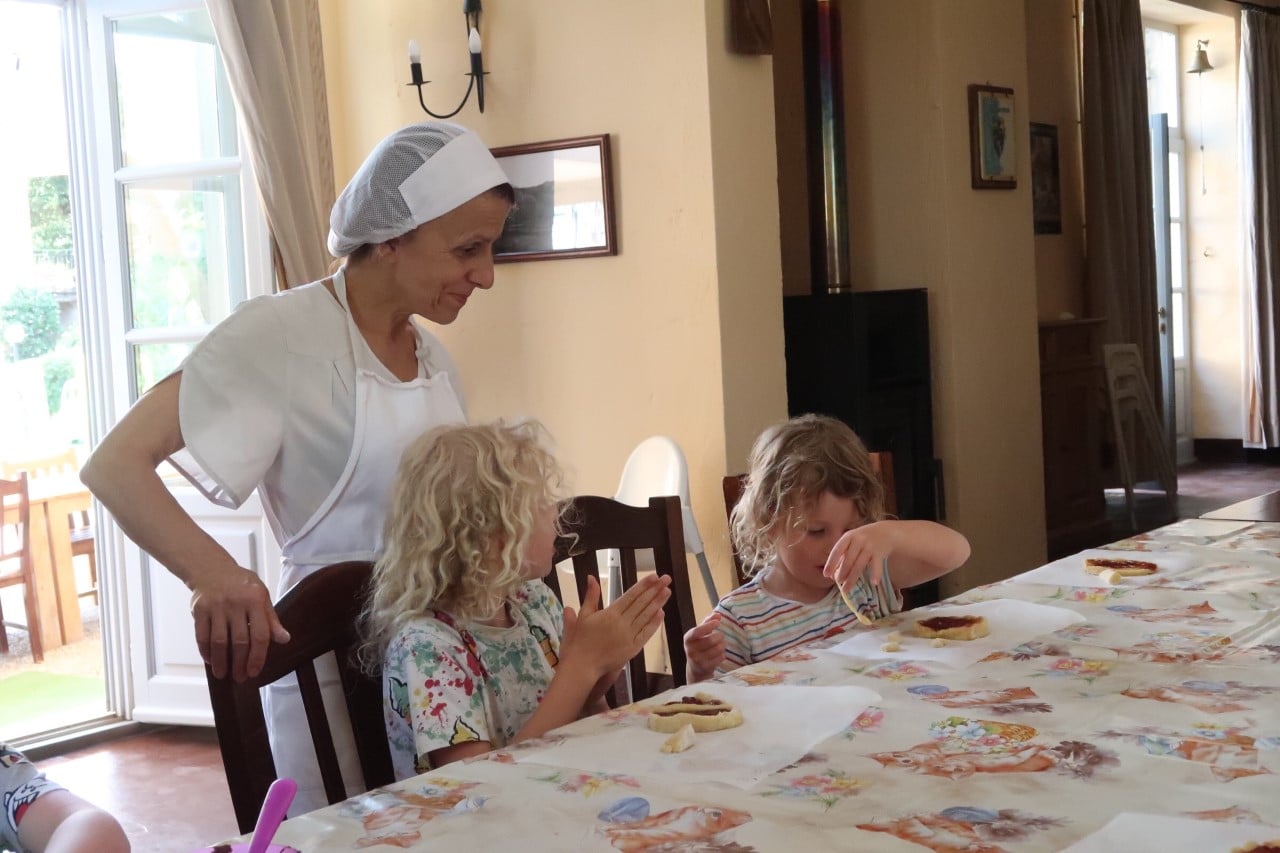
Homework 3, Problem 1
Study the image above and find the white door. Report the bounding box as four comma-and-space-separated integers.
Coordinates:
79, 0, 274, 724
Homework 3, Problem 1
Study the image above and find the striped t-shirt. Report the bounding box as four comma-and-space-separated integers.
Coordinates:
714, 571, 901, 673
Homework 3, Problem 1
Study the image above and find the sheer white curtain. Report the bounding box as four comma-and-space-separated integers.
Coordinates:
206, 0, 335, 289
1241, 8, 1280, 448
1081, 0, 1161, 399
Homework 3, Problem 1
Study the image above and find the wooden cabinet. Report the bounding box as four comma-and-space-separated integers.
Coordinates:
1039, 319, 1109, 557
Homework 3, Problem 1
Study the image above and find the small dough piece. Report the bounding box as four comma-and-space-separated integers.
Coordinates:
886, 631, 902, 643
880, 641, 902, 653
1099, 568, 1124, 585
660, 723, 696, 753
931, 638, 947, 648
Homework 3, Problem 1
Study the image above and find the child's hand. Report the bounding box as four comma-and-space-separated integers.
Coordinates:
683, 613, 725, 682
824, 520, 899, 591
561, 574, 672, 678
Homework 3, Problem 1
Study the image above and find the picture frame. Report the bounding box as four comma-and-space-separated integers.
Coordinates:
1029, 122, 1062, 234
967, 84, 1017, 189
490, 134, 617, 263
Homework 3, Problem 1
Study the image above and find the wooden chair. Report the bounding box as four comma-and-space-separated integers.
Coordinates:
722, 450, 897, 589
205, 560, 393, 834
1, 449, 96, 603
0, 473, 43, 663
543, 495, 698, 703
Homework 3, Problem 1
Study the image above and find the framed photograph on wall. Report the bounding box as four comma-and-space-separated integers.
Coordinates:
490, 134, 617, 263
968, 84, 1017, 189
1030, 122, 1062, 234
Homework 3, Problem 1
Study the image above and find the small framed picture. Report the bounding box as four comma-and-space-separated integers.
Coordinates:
968, 84, 1017, 189
490, 134, 617, 263
1030, 122, 1062, 234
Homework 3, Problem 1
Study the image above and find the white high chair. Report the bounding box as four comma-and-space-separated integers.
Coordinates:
606, 436, 720, 609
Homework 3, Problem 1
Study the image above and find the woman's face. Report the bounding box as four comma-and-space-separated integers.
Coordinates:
386, 191, 512, 324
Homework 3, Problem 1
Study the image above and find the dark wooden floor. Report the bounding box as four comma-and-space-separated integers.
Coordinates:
32, 459, 1280, 852
38, 726, 237, 852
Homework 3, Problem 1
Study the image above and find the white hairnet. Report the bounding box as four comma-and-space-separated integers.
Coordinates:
327, 121, 510, 257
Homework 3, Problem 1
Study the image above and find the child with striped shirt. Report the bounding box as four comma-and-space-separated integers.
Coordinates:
683, 415, 970, 681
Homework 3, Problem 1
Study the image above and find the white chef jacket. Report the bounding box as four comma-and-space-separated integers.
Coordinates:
171, 278, 467, 558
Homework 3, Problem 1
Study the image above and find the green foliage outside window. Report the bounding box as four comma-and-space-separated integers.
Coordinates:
28, 175, 74, 267
1, 287, 61, 360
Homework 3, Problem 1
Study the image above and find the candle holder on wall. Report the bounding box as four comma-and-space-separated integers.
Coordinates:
406, 0, 487, 118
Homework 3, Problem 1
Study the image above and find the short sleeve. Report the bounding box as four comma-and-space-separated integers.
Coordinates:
383, 621, 492, 776
713, 601, 752, 673
173, 296, 288, 508
1, 744, 63, 850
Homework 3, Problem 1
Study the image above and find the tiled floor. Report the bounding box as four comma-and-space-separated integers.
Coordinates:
38, 726, 238, 852
25, 459, 1280, 852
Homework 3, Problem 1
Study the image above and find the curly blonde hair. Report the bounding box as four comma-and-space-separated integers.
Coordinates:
359, 419, 570, 668
730, 414, 885, 575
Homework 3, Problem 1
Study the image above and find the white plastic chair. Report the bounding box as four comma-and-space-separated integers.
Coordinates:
607, 436, 720, 609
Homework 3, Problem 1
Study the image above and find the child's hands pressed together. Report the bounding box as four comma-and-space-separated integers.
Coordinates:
561, 573, 672, 679
683, 612, 726, 682
823, 520, 899, 592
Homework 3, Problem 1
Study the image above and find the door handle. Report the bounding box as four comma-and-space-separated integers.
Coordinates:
1160, 322, 1167, 333
1157, 307, 1168, 318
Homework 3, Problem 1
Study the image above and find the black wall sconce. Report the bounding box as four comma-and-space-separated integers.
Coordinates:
407, 0, 487, 118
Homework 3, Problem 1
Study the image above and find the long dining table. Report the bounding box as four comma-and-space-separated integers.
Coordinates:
213, 517, 1280, 851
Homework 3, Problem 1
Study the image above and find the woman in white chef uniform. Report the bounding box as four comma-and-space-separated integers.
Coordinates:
81, 121, 514, 813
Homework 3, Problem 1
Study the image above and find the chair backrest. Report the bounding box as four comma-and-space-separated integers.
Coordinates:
0, 474, 31, 564
614, 436, 704, 552
1, 448, 78, 480
0, 473, 41, 662
205, 560, 392, 834
543, 495, 697, 702
722, 450, 897, 588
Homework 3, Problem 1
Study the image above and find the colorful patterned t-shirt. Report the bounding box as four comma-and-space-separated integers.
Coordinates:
714, 569, 901, 673
383, 581, 564, 778
2, 743, 63, 852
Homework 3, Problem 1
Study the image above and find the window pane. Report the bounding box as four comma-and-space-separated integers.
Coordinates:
132, 341, 193, 397
1172, 292, 1186, 360
1168, 152, 1182, 219
1170, 222, 1184, 292
1144, 27, 1179, 129
112, 11, 237, 166
123, 175, 245, 329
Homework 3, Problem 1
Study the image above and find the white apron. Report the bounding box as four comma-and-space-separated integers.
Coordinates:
264, 270, 465, 815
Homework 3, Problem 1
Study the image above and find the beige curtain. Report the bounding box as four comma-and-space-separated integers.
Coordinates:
206, 0, 335, 289
1081, 0, 1161, 403
1242, 8, 1280, 448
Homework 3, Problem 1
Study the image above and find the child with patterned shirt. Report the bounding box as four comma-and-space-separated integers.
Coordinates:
1, 742, 129, 853
360, 420, 672, 777
684, 414, 970, 681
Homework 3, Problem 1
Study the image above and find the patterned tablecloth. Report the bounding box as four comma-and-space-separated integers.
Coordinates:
237, 521, 1280, 851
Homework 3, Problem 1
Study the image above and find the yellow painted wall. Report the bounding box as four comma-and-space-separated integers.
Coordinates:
317, 0, 786, 610
773, 0, 1047, 593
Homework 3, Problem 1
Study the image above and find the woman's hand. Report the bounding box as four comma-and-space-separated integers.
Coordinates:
189, 566, 291, 682
683, 613, 726, 682
823, 520, 899, 592
561, 574, 671, 679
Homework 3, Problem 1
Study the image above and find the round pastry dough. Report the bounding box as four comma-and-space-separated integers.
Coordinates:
913, 615, 989, 641
646, 693, 745, 733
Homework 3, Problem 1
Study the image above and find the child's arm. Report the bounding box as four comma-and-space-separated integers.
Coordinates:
428, 573, 671, 767
824, 520, 970, 592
